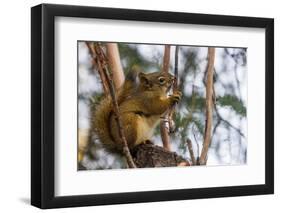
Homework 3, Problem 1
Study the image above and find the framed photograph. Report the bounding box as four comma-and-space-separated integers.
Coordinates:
31, 3, 274, 209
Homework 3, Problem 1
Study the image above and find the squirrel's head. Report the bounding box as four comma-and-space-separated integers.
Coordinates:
138, 71, 175, 93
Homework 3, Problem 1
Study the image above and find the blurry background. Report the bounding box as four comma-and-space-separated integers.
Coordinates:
78, 42, 247, 170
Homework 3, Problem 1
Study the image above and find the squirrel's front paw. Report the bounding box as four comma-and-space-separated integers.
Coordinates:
170, 91, 182, 104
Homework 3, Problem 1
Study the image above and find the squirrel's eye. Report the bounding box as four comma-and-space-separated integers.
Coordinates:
158, 77, 166, 84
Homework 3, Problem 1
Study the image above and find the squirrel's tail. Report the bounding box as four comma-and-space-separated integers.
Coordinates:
92, 96, 117, 151
92, 67, 139, 152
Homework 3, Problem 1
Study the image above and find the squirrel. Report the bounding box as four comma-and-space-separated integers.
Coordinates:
92, 67, 182, 153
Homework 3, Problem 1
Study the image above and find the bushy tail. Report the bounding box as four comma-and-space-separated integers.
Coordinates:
92, 67, 139, 152
92, 96, 117, 151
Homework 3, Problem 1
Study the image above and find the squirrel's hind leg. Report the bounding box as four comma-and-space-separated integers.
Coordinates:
110, 112, 138, 150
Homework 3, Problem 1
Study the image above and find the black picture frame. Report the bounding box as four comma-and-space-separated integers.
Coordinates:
31, 3, 274, 209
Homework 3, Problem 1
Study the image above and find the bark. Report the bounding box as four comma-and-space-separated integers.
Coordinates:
199, 47, 215, 165
132, 143, 190, 168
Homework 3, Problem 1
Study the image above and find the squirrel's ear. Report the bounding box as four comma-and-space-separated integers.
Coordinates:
138, 72, 150, 87
127, 65, 142, 82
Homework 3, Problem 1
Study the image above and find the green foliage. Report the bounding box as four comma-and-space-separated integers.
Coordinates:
192, 118, 205, 135
183, 95, 205, 113
182, 49, 199, 75
217, 95, 247, 117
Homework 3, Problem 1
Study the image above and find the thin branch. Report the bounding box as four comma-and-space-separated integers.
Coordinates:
199, 47, 215, 165
88, 43, 136, 168
212, 68, 245, 138
186, 139, 196, 165
160, 121, 171, 151
107, 79, 136, 168
161, 46, 180, 152
167, 46, 180, 133
173, 45, 179, 91
212, 117, 221, 141
192, 124, 200, 158
85, 42, 109, 94
214, 104, 245, 138
160, 45, 172, 151
106, 43, 125, 89
162, 45, 171, 73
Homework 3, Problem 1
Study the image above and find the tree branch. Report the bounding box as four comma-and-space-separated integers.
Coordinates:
173, 45, 179, 91
160, 45, 172, 151
186, 139, 196, 165
167, 46, 180, 132
106, 43, 125, 89
214, 104, 245, 138
199, 47, 215, 165
132, 143, 190, 167
160, 45, 181, 151
162, 45, 171, 73
160, 121, 171, 151
87, 42, 136, 168
85, 42, 109, 94
192, 124, 200, 162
